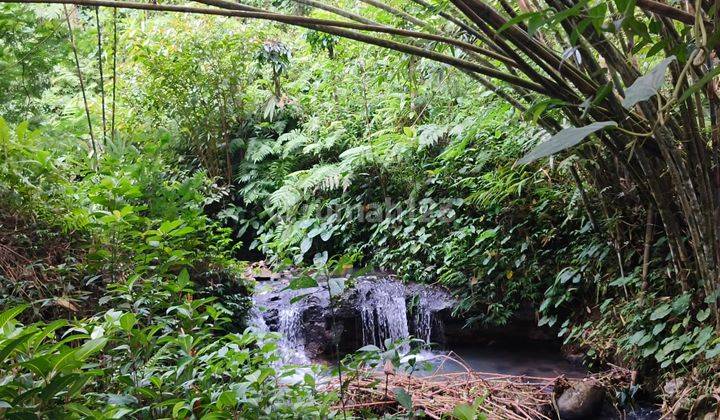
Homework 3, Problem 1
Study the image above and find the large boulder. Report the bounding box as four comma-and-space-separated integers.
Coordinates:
557, 380, 604, 420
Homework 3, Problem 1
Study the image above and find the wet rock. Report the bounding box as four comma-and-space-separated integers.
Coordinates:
251, 274, 455, 359
244, 260, 281, 280
564, 353, 585, 366
557, 380, 604, 420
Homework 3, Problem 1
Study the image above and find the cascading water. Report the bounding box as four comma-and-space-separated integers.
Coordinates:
277, 306, 310, 364
356, 278, 410, 351
251, 274, 455, 361
249, 303, 309, 364
413, 303, 433, 344
408, 282, 452, 345
247, 306, 268, 332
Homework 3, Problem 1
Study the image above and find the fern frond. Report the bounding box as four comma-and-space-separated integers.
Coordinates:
277, 130, 309, 158
246, 138, 278, 163
303, 126, 346, 155
417, 124, 448, 148
296, 164, 345, 192
269, 184, 302, 209
339, 145, 374, 166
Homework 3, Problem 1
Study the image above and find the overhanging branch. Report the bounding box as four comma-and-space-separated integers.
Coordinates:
1, 0, 545, 93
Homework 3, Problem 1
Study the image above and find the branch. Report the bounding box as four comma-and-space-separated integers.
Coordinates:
2, 0, 545, 93
196, 0, 516, 66
636, 0, 702, 25
293, 0, 379, 25
408, 0, 509, 57
358, 0, 428, 28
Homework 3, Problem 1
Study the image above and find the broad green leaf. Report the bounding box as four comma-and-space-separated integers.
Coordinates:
650, 303, 672, 320
15, 121, 29, 141
518, 121, 617, 164
304, 373, 316, 387
300, 236, 312, 254
288, 276, 318, 290
358, 344, 381, 352
65, 403, 95, 417
0, 117, 9, 142
216, 390, 237, 409
0, 305, 29, 332
524, 99, 567, 124
120, 313, 137, 332
393, 387, 413, 410
328, 277, 346, 296
452, 403, 477, 420
40, 374, 79, 400
173, 401, 188, 418
320, 229, 333, 241
313, 251, 328, 268
0, 331, 38, 364
31, 319, 68, 349
697, 308, 711, 322
201, 413, 230, 420
622, 56, 675, 108
672, 294, 690, 313
627, 330, 647, 346
158, 219, 183, 234
706, 344, 720, 359
168, 226, 196, 237
73, 337, 108, 362
178, 269, 190, 285
23, 356, 53, 377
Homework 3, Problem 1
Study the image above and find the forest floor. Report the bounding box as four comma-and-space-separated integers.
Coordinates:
328, 352, 637, 419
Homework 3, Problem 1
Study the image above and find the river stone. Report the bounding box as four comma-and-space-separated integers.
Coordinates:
557, 380, 604, 420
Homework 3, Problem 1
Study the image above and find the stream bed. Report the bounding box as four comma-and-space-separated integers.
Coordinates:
248, 273, 660, 419
251, 274, 589, 377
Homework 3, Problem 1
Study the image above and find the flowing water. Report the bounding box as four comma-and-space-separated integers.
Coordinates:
413, 305, 433, 344
250, 275, 583, 378
356, 278, 410, 351
277, 305, 310, 364
249, 274, 660, 419
248, 304, 310, 365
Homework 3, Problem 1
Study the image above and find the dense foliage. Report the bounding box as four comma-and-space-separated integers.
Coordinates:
1, 0, 720, 417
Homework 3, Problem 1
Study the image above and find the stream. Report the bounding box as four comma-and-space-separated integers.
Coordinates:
250, 274, 586, 377
248, 274, 660, 419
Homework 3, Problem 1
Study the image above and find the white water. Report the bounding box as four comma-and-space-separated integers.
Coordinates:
414, 302, 433, 344
357, 279, 410, 351
248, 305, 309, 365
277, 306, 310, 364
251, 276, 454, 363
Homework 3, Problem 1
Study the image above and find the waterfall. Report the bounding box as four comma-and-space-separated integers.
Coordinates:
247, 306, 268, 331
248, 304, 309, 365
357, 279, 410, 351
414, 303, 433, 344
250, 274, 454, 361
277, 306, 310, 364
